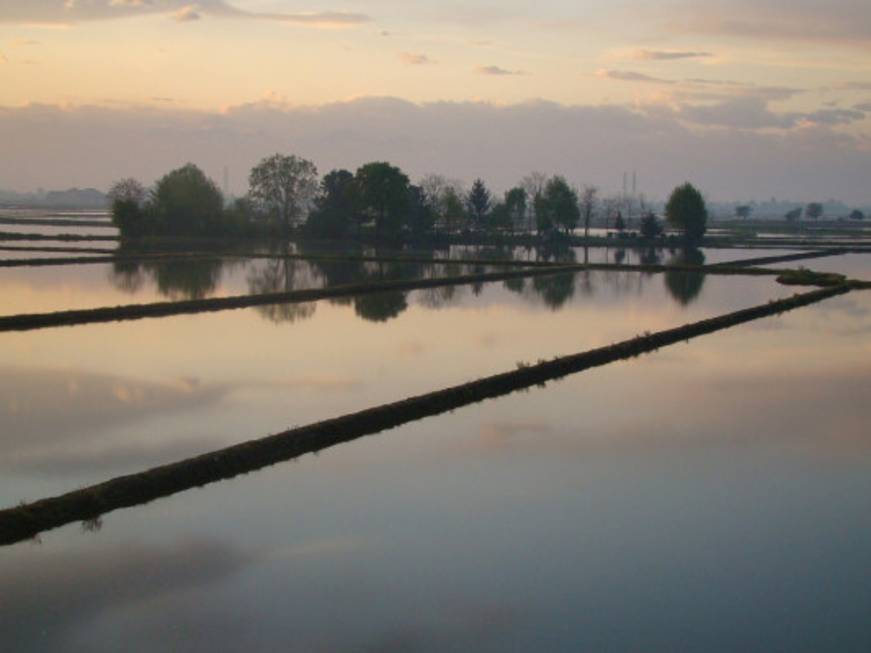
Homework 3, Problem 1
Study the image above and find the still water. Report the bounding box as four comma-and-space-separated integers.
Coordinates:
1, 251, 869, 651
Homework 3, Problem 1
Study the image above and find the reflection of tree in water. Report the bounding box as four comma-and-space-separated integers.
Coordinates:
246, 258, 318, 323
664, 248, 707, 305
639, 247, 663, 268
614, 248, 626, 265
354, 291, 408, 322
153, 259, 224, 300
109, 259, 146, 293
532, 272, 576, 309
109, 257, 224, 300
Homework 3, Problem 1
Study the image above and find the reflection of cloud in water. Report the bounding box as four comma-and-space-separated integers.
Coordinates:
454, 365, 871, 459
0, 538, 250, 651
0, 368, 226, 470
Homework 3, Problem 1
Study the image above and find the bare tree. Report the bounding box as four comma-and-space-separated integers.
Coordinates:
579, 185, 598, 238
248, 153, 318, 232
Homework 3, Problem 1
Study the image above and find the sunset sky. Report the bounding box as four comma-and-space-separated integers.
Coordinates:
1, 0, 870, 202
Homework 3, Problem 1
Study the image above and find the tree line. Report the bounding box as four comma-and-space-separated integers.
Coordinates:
109, 154, 709, 242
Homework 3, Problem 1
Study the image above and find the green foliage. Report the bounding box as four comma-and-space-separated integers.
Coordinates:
307, 169, 360, 238
151, 163, 224, 235
640, 212, 663, 239
535, 176, 579, 234
355, 162, 410, 237
466, 179, 492, 228
504, 187, 527, 233
665, 182, 708, 241
249, 153, 319, 232
406, 185, 435, 237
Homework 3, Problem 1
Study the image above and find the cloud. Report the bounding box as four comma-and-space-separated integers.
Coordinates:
399, 52, 433, 66
662, 0, 871, 46
800, 107, 866, 126
1, 97, 870, 204
0, 1, 371, 28
855, 102, 871, 112
833, 81, 871, 91
477, 65, 523, 76
596, 69, 674, 85
172, 4, 200, 22
9, 38, 41, 46
634, 49, 713, 61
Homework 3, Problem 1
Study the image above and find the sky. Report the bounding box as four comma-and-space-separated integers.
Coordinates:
1, 0, 870, 203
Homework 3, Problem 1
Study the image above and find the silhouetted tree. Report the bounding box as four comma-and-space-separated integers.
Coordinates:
466, 179, 492, 229
537, 176, 579, 234
504, 187, 527, 234
785, 208, 802, 222
151, 163, 224, 235
307, 169, 360, 238
666, 183, 708, 242
849, 209, 866, 221
579, 185, 598, 238
108, 178, 148, 237
406, 185, 435, 237
355, 162, 410, 238
614, 211, 626, 233
441, 186, 466, 234
640, 212, 663, 239
249, 153, 318, 233
735, 205, 752, 220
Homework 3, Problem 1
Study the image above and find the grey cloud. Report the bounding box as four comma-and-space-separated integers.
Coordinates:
477, 65, 523, 76
0, 538, 250, 650
663, 0, 871, 46
635, 49, 713, 61
2, 97, 870, 204
399, 52, 434, 65
801, 107, 866, 126
596, 69, 674, 84
854, 102, 871, 112
0, 0, 370, 27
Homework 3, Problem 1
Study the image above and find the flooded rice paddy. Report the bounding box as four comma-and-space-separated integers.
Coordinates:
1, 230, 870, 651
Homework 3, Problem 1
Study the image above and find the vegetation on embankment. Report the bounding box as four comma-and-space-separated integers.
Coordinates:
0, 217, 113, 229
710, 250, 846, 268
776, 269, 848, 287
0, 231, 119, 242
0, 283, 854, 546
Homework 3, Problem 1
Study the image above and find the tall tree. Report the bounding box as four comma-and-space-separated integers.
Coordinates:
504, 187, 527, 235
735, 205, 752, 220
306, 169, 360, 238
785, 208, 802, 222
355, 162, 410, 238
849, 209, 866, 221
579, 185, 598, 238
108, 177, 148, 237
151, 163, 224, 235
537, 176, 580, 235
665, 182, 708, 242
248, 153, 318, 232
466, 178, 492, 228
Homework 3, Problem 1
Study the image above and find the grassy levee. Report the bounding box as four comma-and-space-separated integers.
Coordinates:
0, 217, 113, 229
0, 284, 853, 546
709, 249, 845, 268
0, 231, 119, 242
0, 245, 117, 255
0, 262, 789, 332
